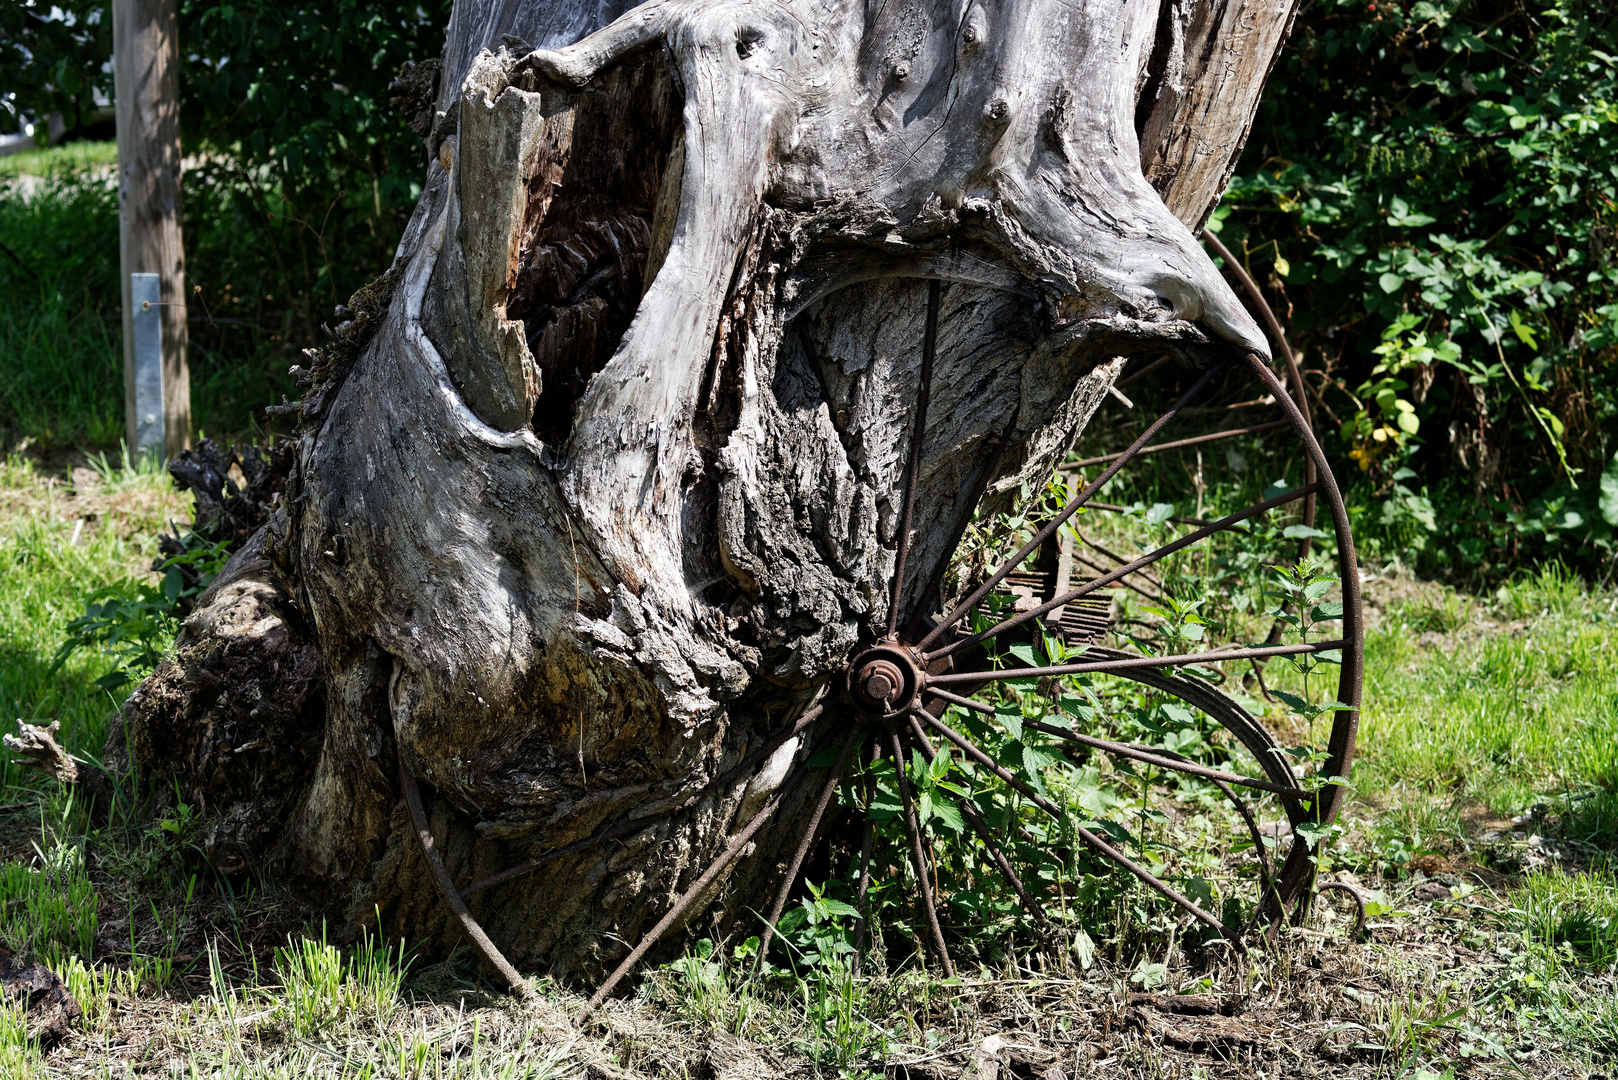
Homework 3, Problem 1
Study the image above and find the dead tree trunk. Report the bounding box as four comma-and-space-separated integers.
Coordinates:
119, 0, 1298, 979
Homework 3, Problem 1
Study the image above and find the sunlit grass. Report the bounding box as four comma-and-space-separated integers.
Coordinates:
0, 140, 118, 180
0, 451, 186, 795
1356, 566, 1618, 824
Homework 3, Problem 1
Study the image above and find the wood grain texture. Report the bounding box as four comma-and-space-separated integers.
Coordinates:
113, 0, 190, 456
1137, 0, 1301, 228
123, 0, 1299, 978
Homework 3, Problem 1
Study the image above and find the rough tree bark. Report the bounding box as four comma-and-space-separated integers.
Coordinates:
120, 0, 1299, 979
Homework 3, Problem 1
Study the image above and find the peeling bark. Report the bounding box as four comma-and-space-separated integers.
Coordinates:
124, 0, 1299, 977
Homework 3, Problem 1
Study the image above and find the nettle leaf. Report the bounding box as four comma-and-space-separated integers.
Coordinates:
995, 703, 1024, 741
1311, 602, 1345, 621
931, 800, 965, 835
1160, 702, 1195, 727
817, 899, 860, 919
911, 749, 930, 784
1294, 821, 1334, 847
1270, 688, 1314, 714
1283, 524, 1329, 540
1146, 502, 1175, 525
1007, 641, 1042, 667
1302, 579, 1334, 603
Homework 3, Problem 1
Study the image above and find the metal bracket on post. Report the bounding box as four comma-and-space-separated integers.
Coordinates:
130, 272, 164, 460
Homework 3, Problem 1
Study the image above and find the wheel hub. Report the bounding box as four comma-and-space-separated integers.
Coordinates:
844, 641, 923, 718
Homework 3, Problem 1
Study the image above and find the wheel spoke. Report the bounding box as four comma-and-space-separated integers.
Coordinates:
913, 706, 1238, 947
924, 686, 995, 715
1020, 718, 1305, 799
1060, 420, 1289, 471
398, 760, 536, 1002
903, 713, 1053, 931
575, 763, 808, 1025
927, 639, 1344, 687
925, 482, 1322, 661
887, 279, 941, 637
886, 727, 955, 977
912, 404, 1019, 629
852, 738, 880, 976
1067, 546, 1161, 603
462, 703, 825, 899
758, 730, 859, 960
916, 360, 1229, 653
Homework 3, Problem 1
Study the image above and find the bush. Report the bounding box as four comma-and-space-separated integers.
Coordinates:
1217, 0, 1618, 580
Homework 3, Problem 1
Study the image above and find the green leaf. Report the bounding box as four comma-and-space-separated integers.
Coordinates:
1160, 703, 1194, 727
1146, 502, 1175, 525
1072, 927, 1096, 971
1379, 272, 1404, 294
1270, 688, 1313, 714
1021, 743, 1056, 776
931, 801, 965, 835
1302, 579, 1334, 603
1311, 602, 1345, 621
995, 703, 1024, 741
816, 899, 860, 919
1283, 524, 1328, 540
1007, 641, 1041, 667
1600, 453, 1618, 527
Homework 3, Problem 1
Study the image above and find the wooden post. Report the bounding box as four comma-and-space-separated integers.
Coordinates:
113, 0, 189, 459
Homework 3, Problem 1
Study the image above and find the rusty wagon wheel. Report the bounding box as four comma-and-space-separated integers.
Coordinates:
556, 279, 1365, 1015
406, 278, 1365, 1017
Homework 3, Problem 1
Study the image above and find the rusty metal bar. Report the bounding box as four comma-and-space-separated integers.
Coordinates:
917, 361, 1228, 654
575, 764, 808, 1025
887, 727, 955, 977
928, 638, 1344, 686
1062, 420, 1289, 471
1020, 718, 1306, 799
888, 279, 941, 637
398, 760, 536, 1002
852, 737, 881, 976
926, 482, 1322, 661
757, 730, 858, 960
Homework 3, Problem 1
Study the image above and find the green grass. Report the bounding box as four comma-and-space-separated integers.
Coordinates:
0, 452, 184, 788
0, 151, 298, 451
0, 171, 126, 449
0, 141, 118, 180
1357, 565, 1618, 829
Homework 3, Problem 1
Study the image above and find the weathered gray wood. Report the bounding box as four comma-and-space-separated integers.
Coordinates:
114, 0, 190, 457
122, 0, 1298, 979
